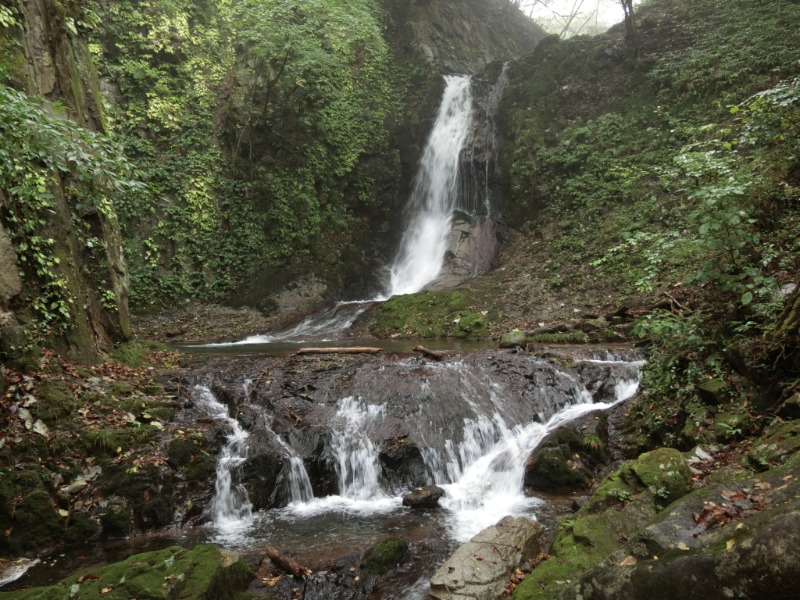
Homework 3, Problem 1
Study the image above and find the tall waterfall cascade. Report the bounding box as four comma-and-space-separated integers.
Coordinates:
386, 75, 475, 297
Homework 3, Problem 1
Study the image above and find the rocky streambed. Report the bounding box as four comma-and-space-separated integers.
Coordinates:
2, 341, 799, 600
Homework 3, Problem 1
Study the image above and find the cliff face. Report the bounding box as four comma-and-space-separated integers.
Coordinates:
0, 0, 130, 365
382, 0, 545, 74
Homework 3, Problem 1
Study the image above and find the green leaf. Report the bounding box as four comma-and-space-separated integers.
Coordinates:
741, 291, 753, 306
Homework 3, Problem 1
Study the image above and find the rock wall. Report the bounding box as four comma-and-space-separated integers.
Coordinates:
0, 0, 131, 365
381, 0, 545, 74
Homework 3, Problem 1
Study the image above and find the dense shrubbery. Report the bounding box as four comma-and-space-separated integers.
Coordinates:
94, 0, 398, 310
503, 0, 800, 451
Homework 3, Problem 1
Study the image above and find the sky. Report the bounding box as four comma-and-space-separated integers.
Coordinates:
520, 0, 641, 36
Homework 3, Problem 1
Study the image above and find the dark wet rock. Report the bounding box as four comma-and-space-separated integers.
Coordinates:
305, 434, 340, 498
242, 452, 281, 511
524, 426, 609, 492
403, 485, 445, 509
361, 537, 410, 576
301, 570, 375, 600
379, 436, 430, 494
429, 516, 542, 600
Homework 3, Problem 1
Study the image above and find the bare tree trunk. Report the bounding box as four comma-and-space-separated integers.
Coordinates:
620, 0, 641, 55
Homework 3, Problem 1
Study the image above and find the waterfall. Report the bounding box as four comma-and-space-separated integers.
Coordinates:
386, 75, 474, 297
193, 385, 254, 534
271, 433, 314, 504
330, 396, 388, 500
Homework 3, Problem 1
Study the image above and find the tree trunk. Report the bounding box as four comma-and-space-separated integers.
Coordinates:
295, 347, 382, 355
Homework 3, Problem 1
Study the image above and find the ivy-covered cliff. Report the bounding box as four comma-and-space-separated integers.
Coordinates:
1, 0, 131, 365
92, 0, 543, 313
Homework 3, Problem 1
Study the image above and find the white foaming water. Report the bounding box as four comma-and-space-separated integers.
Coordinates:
387, 75, 474, 297
269, 430, 314, 504
201, 301, 371, 346
193, 385, 254, 538
331, 396, 387, 500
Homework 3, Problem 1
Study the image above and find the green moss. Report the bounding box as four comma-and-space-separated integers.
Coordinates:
499, 329, 527, 348
628, 448, 692, 505
85, 425, 158, 457
100, 501, 131, 538
361, 537, 409, 576
747, 419, 800, 468
2, 490, 64, 554
109, 341, 166, 368
369, 290, 490, 338
0, 545, 253, 600
527, 332, 590, 345
34, 379, 77, 427
109, 381, 134, 396
64, 512, 101, 545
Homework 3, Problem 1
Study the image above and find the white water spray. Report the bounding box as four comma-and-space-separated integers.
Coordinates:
193, 385, 254, 535
387, 75, 474, 297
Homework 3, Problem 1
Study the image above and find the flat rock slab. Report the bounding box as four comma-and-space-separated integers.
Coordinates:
429, 516, 541, 600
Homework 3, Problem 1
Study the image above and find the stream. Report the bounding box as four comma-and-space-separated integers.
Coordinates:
182, 345, 644, 599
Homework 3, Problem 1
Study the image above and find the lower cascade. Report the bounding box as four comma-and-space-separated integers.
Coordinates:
192, 347, 644, 596
193, 385, 254, 536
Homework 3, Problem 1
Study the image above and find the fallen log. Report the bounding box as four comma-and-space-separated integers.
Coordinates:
413, 345, 445, 361
295, 347, 382, 355
263, 546, 312, 578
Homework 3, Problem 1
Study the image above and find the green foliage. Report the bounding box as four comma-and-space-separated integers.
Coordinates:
97, 0, 396, 310
0, 84, 139, 338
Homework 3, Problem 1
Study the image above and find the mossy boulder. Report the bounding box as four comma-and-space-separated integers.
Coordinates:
35, 379, 77, 426
1, 490, 65, 554
369, 290, 489, 338
747, 418, 800, 469
513, 450, 690, 600
499, 329, 527, 348
99, 464, 175, 531
64, 512, 101, 545
558, 455, 800, 600
0, 544, 252, 599
627, 448, 692, 505
524, 427, 609, 492
360, 537, 409, 576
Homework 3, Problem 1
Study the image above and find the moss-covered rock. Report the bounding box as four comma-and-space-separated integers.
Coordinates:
369, 290, 490, 338
628, 448, 692, 505
64, 512, 101, 545
0, 544, 252, 599
524, 427, 608, 491
361, 537, 409, 576
2, 490, 64, 554
747, 418, 800, 469
35, 379, 76, 426
513, 448, 693, 599
499, 329, 527, 348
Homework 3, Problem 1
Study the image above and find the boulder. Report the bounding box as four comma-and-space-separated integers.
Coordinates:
523, 426, 609, 492
429, 516, 542, 600
560, 454, 800, 600
360, 537, 409, 576
0, 545, 252, 599
402, 485, 445, 509
499, 330, 527, 348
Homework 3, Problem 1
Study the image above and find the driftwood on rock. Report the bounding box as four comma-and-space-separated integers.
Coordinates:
295, 347, 382, 355
413, 345, 445, 361
263, 546, 312, 578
